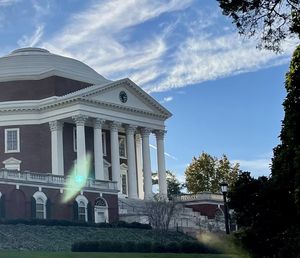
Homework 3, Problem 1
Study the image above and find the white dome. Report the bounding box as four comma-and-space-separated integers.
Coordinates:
0, 48, 110, 84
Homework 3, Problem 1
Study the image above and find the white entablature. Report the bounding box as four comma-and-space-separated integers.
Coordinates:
0, 78, 171, 129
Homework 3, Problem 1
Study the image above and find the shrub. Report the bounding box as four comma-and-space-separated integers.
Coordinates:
135, 241, 152, 253
152, 242, 165, 252
71, 241, 99, 252
0, 218, 150, 230
123, 241, 137, 252
72, 240, 219, 253
98, 241, 113, 252
165, 241, 180, 253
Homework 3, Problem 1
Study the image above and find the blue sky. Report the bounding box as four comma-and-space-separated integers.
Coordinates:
0, 0, 297, 181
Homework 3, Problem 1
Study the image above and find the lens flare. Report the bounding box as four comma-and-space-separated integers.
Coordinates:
62, 153, 92, 203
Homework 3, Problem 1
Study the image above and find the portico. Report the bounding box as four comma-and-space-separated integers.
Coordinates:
49, 114, 169, 200
0, 47, 172, 222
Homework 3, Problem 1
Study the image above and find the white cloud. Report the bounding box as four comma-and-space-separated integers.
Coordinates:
160, 96, 173, 103
35, 0, 296, 94
0, 0, 19, 6
233, 158, 271, 177
146, 33, 296, 93
18, 24, 44, 47
42, 0, 192, 86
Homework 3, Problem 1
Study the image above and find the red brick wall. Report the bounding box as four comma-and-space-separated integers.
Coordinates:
0, 76, 91, 101
0, 183, 118, 222
0, 124, 51, 173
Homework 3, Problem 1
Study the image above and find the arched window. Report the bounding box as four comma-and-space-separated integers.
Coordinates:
94, 197, 108, 223
215, 208, 225, 222
33, 191, 47, 219
75, 195, 88, 222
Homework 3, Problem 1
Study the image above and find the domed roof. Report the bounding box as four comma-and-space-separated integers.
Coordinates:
0, 47, 110, 84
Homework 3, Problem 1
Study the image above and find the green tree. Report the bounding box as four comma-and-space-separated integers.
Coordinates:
228, 46, 300, 257
272, 45, 300, 214
185, 152, 239, 193
217, 0, 300, 52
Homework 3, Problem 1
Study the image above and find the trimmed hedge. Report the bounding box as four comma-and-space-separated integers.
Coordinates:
0, 218, 151, 229
71, 240, 220, 254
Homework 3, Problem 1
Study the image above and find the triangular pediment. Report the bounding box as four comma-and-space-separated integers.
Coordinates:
3, 157, 22, 165
80, 79, 172, 118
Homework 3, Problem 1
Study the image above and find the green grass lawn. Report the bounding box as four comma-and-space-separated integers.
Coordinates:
0, 252, 239, 258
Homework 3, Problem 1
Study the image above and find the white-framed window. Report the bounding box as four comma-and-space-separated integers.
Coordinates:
118, 135, 127, 158
120, 163, 128, 196
2, 157, 21, 171
121, 174, 127, 195
102, 132, 107, 156
75, 195, 88, 222
33, 191, 47, 219
73, 127, 77, 152
78, 201, 86, 221
94, 197, 109, 223
5, 128, 20, 153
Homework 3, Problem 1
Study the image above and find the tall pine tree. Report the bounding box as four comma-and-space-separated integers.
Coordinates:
272, 45, 300, 216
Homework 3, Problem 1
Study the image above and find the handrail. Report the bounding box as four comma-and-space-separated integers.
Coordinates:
0, 169, 118, 191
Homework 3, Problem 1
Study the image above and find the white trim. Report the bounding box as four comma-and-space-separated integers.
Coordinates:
94, 197, 109, 223
118, 135, 127, 159
2, 157, 22, 171
5, 128, 20, 153
75, 194, 88, 222
33, 191, 47, 219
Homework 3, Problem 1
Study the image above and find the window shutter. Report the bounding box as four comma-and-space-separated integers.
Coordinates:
46, 199, 51, 219
31, 197, 36, 219
73, 201, 78, 221
0, 194, 5, 219
87, 201, 93, 223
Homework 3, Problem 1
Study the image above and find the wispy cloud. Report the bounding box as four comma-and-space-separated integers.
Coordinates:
149, 144, 177, 160
32, 0, 296, 94
42, 0, 192, 85
0, 0, 20, 6
146, 33, 295, 92
233, 158, 272, 177
18, 24, 44, 47
160, 96, 173, 103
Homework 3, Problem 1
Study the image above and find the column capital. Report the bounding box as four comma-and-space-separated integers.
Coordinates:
94, 118, 106, 129
49, 121, 63, 131
141, 127, 152, 137
154, 130, 167, 140
110, 121, 122, 132
125, 125, 137, 135
72, 115, 89, 126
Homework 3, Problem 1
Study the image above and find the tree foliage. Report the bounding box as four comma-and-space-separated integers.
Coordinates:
217, 0, 300, 52
272, 44, 300, 214
229, 46, 300, 257
185, 153, 239, 193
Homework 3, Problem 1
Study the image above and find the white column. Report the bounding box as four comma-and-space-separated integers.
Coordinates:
126, 125, 138, 199
94, 118, 105, 180
73, 115, 88, 175
155, 130, 167, 198
135, 134, 144, 199
49, 121, 64, 176
141, 128, 153, 200
110, 121, 121, 191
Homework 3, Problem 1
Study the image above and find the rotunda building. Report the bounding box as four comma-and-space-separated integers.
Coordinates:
0, 48, 171, 223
